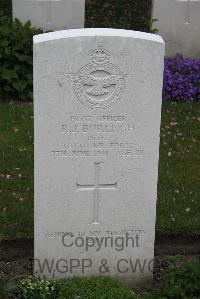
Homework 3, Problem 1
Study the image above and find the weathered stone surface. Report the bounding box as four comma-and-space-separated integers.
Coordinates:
152, 0, 200, 57
12, 0, 85, 31
34, 28, 164, 286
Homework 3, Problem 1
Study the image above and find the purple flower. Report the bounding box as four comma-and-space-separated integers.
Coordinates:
163, 54, 200, 102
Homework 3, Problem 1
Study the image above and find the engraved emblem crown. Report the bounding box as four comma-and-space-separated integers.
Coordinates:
90, 46, 111, 64
65, 46, 128, 109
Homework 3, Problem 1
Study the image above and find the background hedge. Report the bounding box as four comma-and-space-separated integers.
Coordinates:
0, 0, 152, 101
0, 0, 12, 17
0, 0, 152, 31
0, 15, 42, 101
85, 0, 152, 32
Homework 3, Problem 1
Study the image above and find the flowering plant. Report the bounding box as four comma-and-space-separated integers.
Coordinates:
163, 55, 200, 102
18, 276, 57, 299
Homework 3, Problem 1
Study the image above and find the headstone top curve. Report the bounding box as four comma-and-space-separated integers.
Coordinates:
33, 28, 164, 44
34, 23, 165, 285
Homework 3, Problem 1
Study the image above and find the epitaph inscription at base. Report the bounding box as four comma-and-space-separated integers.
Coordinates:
34, 29, 164, 286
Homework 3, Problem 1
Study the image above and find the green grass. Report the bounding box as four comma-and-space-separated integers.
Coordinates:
157, 102, 200, 234
0, 102, 199, 239
0, 103, 33, 238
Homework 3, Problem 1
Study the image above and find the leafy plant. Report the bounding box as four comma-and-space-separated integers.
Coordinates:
0, 1, 12, 17
7, 260, 200, 298
0, 262, 8, 299
0, 262, 6, 274
56, 276, 136, 299
16, 276, 57, 299
142, 259, 200, 299
161, 258, 200, 298
14, 276, 137, 299
149, 18, 158, 34
167, 255, 183, 268
0, 280, 9, 299
0, 278, 17, 299
85, 0, 152, 32
0, 13, 42, 101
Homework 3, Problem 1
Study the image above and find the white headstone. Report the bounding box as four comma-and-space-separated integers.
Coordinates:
34, 28, 164, 286
152, 0, 200, 57
12, 0, 85, 31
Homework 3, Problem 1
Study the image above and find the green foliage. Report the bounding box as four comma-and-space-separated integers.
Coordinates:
0, 281, 9, 299
0, 14, 42, 101
0, 276, 17, 299
0, 262, 6, 274
160, 258, 200, 298
17, 276, 58, 299
141, 259, 200, 299
7, 260, 200, 298
167, 255, 183, 265
0, 262, 8, 299
149, 19, 158, 34
15, 276, 137, 299
56, 276, 136, 299
85, 0, 152, 32
0, 1, 12, 17
0, 0, 154, 102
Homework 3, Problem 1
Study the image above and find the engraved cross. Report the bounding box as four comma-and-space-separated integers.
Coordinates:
76, 162, 117, 225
